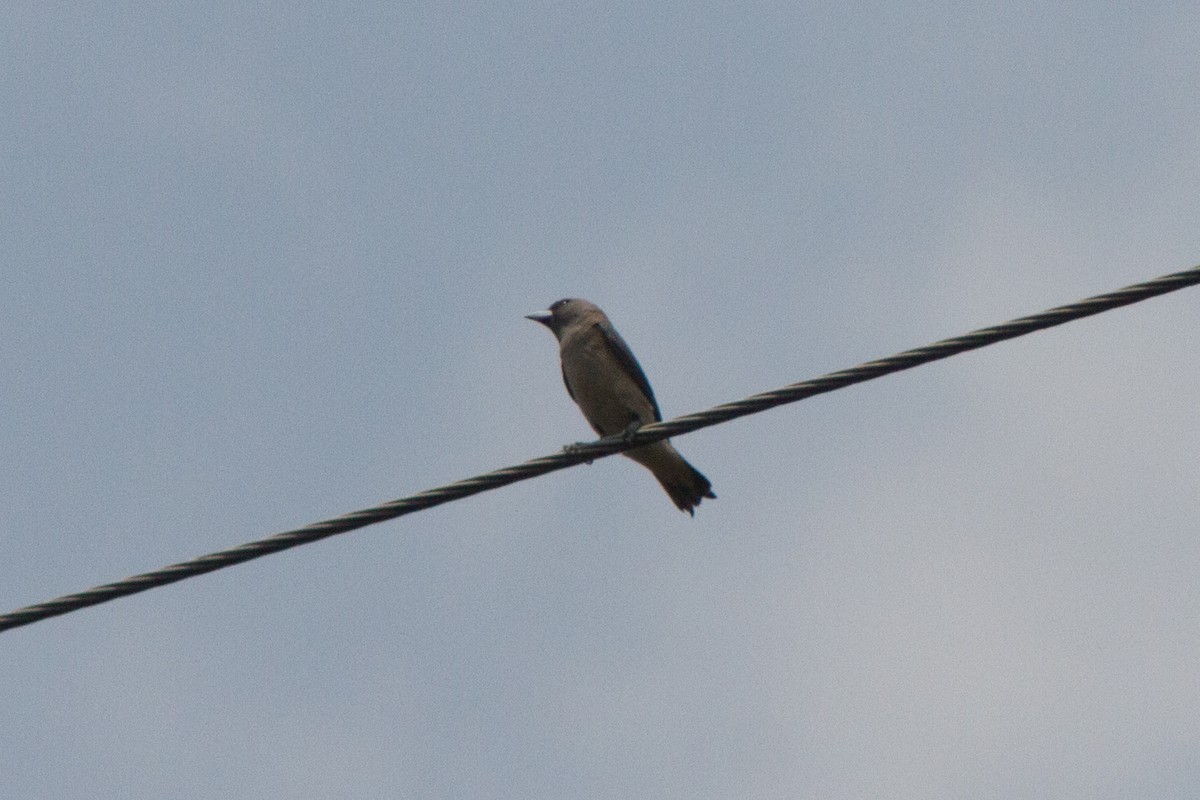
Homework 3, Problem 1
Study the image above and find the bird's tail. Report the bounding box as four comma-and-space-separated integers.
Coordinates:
626, 441, 716, 516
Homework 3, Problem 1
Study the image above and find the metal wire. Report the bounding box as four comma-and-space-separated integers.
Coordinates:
2, 264, 1198, 634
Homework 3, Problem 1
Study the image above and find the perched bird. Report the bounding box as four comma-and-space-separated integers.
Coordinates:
527, 298, 715, 515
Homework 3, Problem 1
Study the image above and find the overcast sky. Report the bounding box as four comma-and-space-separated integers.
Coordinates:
4, 3, 1200, 798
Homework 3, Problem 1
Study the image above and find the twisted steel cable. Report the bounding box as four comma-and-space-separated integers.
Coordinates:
2, 265, 1198, 634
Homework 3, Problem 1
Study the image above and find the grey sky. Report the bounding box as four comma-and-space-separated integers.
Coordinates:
4, 3, 1199, 798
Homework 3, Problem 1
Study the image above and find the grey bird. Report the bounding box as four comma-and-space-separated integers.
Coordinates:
527, 298, 715, 515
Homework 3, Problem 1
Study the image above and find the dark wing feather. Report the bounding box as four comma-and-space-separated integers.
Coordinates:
560, 364, 575, 401
595, 321, 662, 422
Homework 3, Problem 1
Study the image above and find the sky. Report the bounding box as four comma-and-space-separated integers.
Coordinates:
3, 3, 1200, 798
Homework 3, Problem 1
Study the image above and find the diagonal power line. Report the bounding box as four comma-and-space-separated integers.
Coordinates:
3, 265, 1199, 634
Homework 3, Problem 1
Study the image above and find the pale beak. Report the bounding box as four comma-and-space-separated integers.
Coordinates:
525, 311, 553, 328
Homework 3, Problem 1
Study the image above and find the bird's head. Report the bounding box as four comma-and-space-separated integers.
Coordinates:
525, 298, 600, 338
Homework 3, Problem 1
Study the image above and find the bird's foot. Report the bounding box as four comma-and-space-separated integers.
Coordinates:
562, 441, 594, 464
620, 420, 643, 443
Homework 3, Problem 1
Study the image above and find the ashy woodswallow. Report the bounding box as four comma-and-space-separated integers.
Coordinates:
527, 298, 715, 515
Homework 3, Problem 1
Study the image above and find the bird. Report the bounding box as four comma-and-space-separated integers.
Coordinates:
526, 298, 715, 515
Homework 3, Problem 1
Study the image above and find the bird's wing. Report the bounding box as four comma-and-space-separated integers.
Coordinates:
560, 364, 575, 401
595, 321, 662, 422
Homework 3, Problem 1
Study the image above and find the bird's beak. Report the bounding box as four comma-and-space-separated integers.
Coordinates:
525, 311, 553, 328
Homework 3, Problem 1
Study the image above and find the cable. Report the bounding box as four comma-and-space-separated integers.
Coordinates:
2, 265, 1198, 634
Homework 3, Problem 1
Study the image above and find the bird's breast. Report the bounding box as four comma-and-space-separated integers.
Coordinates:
560, 335, 657, 436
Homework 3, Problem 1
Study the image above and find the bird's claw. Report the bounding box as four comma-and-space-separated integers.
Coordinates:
562, 442, 594, 464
